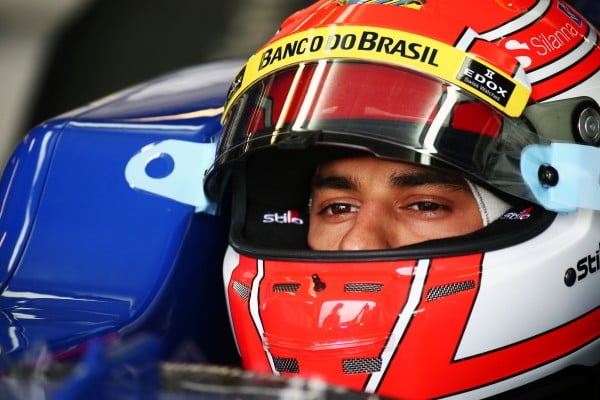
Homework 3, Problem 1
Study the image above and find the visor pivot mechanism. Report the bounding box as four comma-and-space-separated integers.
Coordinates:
312, 274, 326, 292
577, 106, 600, 145
538, 164, 559, 187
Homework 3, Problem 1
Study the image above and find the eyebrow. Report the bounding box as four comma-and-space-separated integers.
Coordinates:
312, 175, 357, 190
311, 170, 466, 191
390, 171, 466, 187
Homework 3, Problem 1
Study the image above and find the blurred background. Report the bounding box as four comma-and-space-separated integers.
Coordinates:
0, 0, 599, 172
0, 0, 313, 170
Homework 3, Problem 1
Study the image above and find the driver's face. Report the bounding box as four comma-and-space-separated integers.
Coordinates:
307, 157, 483, 251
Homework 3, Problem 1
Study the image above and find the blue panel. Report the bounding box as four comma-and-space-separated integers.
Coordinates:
0, 59, 240, 363
0, 121, 64, 291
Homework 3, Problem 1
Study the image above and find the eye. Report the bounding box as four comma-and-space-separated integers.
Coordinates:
319, 203, 359, 215
406, 201, 449, 212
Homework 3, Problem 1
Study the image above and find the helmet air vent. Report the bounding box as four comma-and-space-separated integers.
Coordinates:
344, 283, 384, 293
273, 283, 301, 293
426, 280, 476, 302
342, 357, 382, 374
232, 280, 250, 301
272, 356, 300, 373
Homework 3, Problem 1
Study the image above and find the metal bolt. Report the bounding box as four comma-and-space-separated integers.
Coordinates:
577, 107, 600, 145
538, 164, 559, 187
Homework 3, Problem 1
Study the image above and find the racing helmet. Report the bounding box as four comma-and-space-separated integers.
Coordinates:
204, 0, 600, 398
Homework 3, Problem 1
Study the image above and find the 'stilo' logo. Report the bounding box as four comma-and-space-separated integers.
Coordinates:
263, 210, 304, 225
564, 242, 600, 287
501, 207, 533, 220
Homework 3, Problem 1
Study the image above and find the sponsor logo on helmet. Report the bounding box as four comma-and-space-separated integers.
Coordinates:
258, 30, 439, 71
500, 207, 533, 220
564, 242, 600, 287
263, 210, 304, 224
457, 58, 516, 107
529, 22, 580, 57
557, 1, 583, 27
503, 20, 581, 69
504, 40, 533, 69
227, 26, 531, 118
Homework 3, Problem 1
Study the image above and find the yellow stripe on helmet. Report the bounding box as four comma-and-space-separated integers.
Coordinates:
225, 25, 531, 118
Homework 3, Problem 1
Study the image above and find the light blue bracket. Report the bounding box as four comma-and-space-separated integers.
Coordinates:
521, 143, 600, 213
125, 140, 217, 214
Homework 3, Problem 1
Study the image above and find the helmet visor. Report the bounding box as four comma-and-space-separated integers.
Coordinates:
207, 60, 542, 203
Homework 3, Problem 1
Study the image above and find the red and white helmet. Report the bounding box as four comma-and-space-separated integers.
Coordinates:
204, 0, 600, 398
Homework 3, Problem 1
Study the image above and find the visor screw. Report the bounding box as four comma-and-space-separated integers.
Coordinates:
538, 164, 559, 187
312, 274, 326, 292
577, 107, 600, 145
564, 268, 577, 287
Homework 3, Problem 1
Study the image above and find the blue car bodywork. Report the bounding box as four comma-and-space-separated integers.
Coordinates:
0, 59, 243, 366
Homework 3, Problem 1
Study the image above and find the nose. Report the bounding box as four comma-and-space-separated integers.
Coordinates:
338, 206, 394, 251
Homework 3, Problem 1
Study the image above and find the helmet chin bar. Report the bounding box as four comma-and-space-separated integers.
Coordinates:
521, 143, 600, 213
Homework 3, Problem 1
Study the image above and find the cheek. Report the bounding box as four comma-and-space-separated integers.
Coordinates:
435, 191, 484, 231
397, 199, 483, 242
395, 213, 481, 245
458, 197, 485, 231
307, 215, 345, 250
307, 218, 328, 250
435, 202, 484, 236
